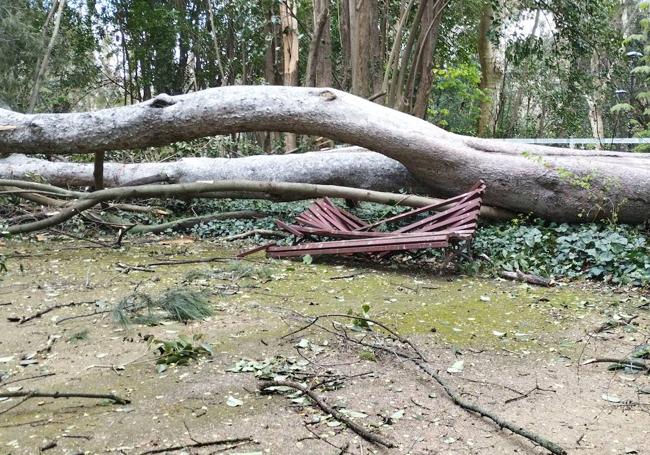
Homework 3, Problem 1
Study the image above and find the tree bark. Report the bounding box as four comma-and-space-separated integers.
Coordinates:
306, 7, 330, 88
339, 0, 352, 89
1, 86, 649, 223
477, 1, 504, 137
0, 149, 419, 193
280, 0, 300, 152
350, 0, 380, 97
310, 0, 332, 87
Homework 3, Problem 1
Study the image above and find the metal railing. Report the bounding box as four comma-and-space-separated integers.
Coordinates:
500, 137, 650, 147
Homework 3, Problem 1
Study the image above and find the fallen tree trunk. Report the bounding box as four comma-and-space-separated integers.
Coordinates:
0, 148, 418, 192
1, 86, 649, 222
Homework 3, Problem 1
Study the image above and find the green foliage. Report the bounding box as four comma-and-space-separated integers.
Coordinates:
154, 334, 213, 370
428, 63, 483, 134
112, 289, 213, 326
611, 1, 650, 147
472, 220, 650, 285
227, 355, 309, 380
0, 1, 98, 111
347, 304, 372, 330
157, 290, 213, 322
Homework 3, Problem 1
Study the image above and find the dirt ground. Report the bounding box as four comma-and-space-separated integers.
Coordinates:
0, 236, 648, 455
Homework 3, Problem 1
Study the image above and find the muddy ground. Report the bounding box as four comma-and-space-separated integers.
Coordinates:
0, 236, 648, 455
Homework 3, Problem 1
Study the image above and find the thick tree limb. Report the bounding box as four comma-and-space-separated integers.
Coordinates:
0, 149, 417, 193
2, 179, 512, 234
123, 211, 265, 234
1, 86, 648, 222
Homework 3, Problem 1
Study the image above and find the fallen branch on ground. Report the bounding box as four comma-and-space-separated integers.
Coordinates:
285, 313, 567, 455
0, 390, 130, 406
581, 357, 648, 371
219, 229, 289, 241
0, 372, 56, 386
138, 436, 253, 455
124, 211, 265, 235
0, 178, 511, 234
259, 379, 396, 448
8, 300, 96, 324
499, 270, 554, 287
591, 315, 638, 334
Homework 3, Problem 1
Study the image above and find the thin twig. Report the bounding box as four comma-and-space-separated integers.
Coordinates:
138, 436, 253, 455
10, 300, 96, 324
0, 390, 130, 412
581, 357, 647, 370
1, 372, 55, 386
55, 309, 111, 325
260, 379, 396, 448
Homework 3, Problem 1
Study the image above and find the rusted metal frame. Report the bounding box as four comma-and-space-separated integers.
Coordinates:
396, 198, 481, 234
354, 191, 477, 232
306, 204, 341, 229
237, 242, 276, 258
269, 232, 452, 251
412, 204, 481, 233
276, 220, 305, 237
322, 197, 367, 228
267, 240, 449, 257
354, 183, 485, 232
313, 199, 351, 231
296, 211, 327, 229
288, 226, 474, 239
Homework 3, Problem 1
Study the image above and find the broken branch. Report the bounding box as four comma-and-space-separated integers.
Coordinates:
259, 379, 396, 448
0, 390, 130, 405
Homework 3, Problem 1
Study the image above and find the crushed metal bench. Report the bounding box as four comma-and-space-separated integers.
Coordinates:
239, 181, 486, 259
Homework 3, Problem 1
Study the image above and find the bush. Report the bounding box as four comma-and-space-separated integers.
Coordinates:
472, 219, 650, 285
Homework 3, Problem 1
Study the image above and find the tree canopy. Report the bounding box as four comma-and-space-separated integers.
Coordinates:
0, 0, 646, 145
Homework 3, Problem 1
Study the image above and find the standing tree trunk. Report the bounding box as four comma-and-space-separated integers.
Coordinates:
339, 0, 352, 89
206, 0, 227, 84
280, 0, 300, 151
477, 1, 504, 137
388, 0, 429, 108
407, 0, 445, 117
310, 0, 333, 87
28, 0, 66, 113
585, 51, 605, 149
350, 0, 380, 97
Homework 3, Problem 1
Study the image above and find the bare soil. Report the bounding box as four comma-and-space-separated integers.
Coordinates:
0, 236, 648, 455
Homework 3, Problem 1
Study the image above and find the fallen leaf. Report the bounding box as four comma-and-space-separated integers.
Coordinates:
601, 394, 621, 403
226, 396, 243, 407
447, 360, 464, 373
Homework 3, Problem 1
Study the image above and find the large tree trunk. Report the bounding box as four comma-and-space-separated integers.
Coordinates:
1, 85, 649, 223
0, 149, 418, 192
